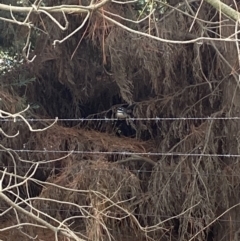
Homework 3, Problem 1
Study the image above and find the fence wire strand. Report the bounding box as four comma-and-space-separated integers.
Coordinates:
1, 116, 240, 122
0, 149, 238, 158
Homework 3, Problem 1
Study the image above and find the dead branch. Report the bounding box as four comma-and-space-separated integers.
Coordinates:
0, 105, 58, 132
0, 2, 110, 14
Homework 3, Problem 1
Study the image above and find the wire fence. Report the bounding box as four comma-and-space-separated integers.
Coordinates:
0, 165, 236, 177
2, 116, 240, 228
1, 116, 240, 122
1, 115, 239, 159
0, 149, 238, 158
0, 116, 238, 175
0, 206, 235, 223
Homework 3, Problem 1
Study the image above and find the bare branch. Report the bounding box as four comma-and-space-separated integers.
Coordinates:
0, 16, 32, 27
99, 12, 240, 44
0, 191, 86, 241
0, 105, 58, 132
22, 28, 36, 63
53, 11, 90, 46
103, 8, 156, 24
0, 128, 19, 138
0, 1, 111, 14
111, 0, 138, 4
37, 9, 69, 31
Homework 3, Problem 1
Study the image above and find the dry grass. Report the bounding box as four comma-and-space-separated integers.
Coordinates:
1, 1, 240, 240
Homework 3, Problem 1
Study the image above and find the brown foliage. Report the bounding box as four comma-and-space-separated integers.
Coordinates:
1, 0, 240, 240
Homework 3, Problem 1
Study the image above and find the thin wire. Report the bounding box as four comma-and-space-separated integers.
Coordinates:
0, 149, 237, 158
0, 205, 237, 223
0, 165, 237, 177
1, 116, 240, 122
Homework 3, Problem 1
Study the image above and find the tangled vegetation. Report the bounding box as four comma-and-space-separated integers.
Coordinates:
0, 0, 240, 240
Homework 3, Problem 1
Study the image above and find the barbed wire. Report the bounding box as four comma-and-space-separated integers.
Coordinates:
0, 116, 240, 122
0, 165, 238, 177
0, 149, 238, 158
0, 205, 236, 223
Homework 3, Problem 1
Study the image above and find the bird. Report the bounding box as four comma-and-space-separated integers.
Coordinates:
114, 105, 136, 137
116, 107, 132, 119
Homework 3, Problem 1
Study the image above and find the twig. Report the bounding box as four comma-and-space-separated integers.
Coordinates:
111, 0, 138, 4
0, 105, 58, 132
103, 8, 155, 24
100, 12, 240, 44
22, 28, 36, 63
189, 202, 240, 241
37, 9, 69, 31
53, 11, 90, 46
0, 2, 110, 13
0, 191, 86, 241
0, 16, 32, 27
189, 0, 204, 32
0, 128, 19, 138
9, 4, 33, 27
